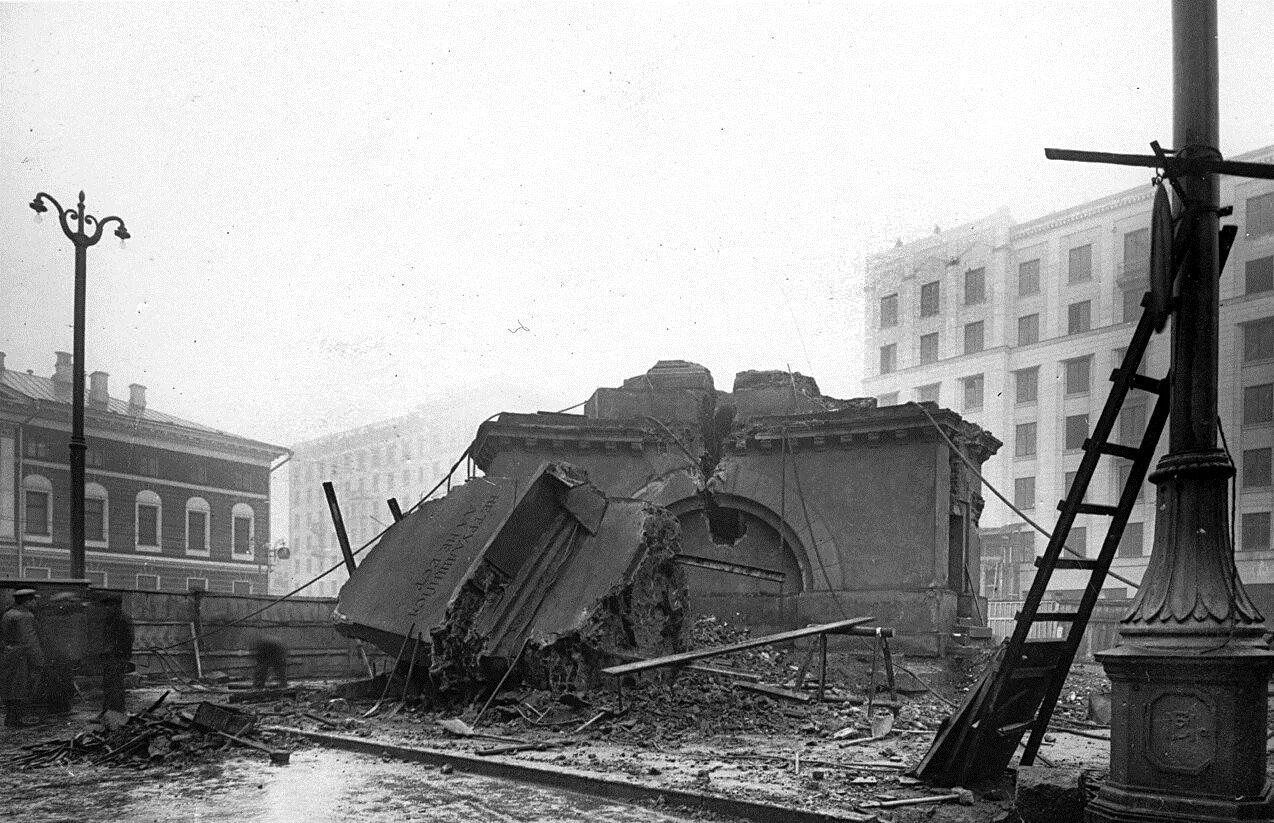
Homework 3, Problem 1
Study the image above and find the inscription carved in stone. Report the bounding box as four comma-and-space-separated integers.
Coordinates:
1145, 691, 1216, 775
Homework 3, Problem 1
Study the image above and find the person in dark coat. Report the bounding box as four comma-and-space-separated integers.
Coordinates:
44, 592, 86, 716
252, 636, 289, 689
99, 594, 133, 715
1, 589, 48, 727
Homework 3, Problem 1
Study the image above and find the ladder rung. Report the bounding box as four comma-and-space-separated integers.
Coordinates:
1032, 611, 1081, 622
1036, 556, 1099, 571
1112, 369, 1166, 394
1095, 441, 1141, 461
1007, 666, 1055, 681
1071, 502, 1119, 517
997, 719, 1038, 736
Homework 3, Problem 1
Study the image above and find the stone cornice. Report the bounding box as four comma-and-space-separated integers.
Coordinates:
1, 396, 285, 464
1011, 188, 1155, 241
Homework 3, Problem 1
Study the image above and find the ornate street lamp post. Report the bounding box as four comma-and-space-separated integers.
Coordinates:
29, 191, 129, 581
1087, 2, 1274, 820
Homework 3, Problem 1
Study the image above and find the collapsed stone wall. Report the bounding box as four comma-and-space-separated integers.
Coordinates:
424, 501, 687, 698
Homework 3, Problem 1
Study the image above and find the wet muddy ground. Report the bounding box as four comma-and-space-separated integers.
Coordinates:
0, 747, 723, 823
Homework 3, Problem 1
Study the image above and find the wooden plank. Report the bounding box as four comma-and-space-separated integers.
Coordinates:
674, 553, 785, 583
600, 617, 874, 676
1044, 147, 1274, 180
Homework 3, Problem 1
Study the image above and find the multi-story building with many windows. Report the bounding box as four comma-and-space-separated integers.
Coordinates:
278, 410, 473, 597
863, 144, 1274, 607
0, 351, 287, 593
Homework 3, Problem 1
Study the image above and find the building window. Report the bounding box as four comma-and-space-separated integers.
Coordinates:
1123, 228, 1150, 275
232, 581, 253, 595
1018, 259, 1040, 296
1243, 512, 1271, 552
1244, 256, 1274, 295
1118, 522, 1144, 558
23, 566, 51, 580
136, 490, 162, 550
1246, 192, 1274, 239
1068, 244, 1093, 284
962, 374, 984, 411
1068, 300, 1091, 334
919, 333, 939, 365
187, 577, 208, 593
232, 503, 255, 555
964, 268, 985, 305
1015, 422, 1037, 457
1069, 526, 1088, 557
920, 281, 940, 317
23, 439, 50, 459
1244, 318, 1274, 362
879, 344, 897, 375
136, 574, 159, 591
1014, 477, 1036, 510
23, 475, 53, 538
134, 454, 160, 476
963, 321, 984, 355
880, 294, 898, 328
1244, 384, 1274, 426
878, 392, 898, 407
1117, 462, 1145, 501
85, 448, 105, 468
186, 497, 211, 556
86, 571, 107, 587
1065, 414, 1089, 451
1064, 356, 1092, 395
917, 383, 940, 404
1015, 367, 1039, 404
1243, 448, 1272, 488
1120, 404, 1146, 445
85, 482, 108, 545
1122, 289, 1143, 323
1018, 313, 1040, 346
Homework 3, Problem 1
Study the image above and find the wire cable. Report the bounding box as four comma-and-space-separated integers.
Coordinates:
908, 401, 1140, 592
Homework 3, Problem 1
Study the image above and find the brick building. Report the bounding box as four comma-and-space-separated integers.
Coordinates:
861, 143, 1274, 607
0, 352, 287, 593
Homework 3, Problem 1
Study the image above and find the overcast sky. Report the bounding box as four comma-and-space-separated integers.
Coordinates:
3, 1, 1274, 448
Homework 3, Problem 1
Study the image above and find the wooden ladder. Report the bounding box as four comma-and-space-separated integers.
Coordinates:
915, 290, 1171, 786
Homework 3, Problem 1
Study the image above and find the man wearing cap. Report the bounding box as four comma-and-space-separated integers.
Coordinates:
1, 589, 48, 727
99, 594, 133, 715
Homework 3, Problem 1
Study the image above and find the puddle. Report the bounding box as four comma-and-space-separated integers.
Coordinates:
3, 748, 708, 822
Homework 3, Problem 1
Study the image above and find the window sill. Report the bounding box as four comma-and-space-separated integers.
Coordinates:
1014, 454, 1038, 461
23, 534, 52, 544
184, 549, 211, 558
86, 539, 109, 549
135, 544, 162, 554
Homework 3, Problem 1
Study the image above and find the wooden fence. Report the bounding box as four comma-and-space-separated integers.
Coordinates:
987, 598, 1132, 662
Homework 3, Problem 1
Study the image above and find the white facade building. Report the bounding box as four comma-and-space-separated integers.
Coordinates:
863, 145, 1274, 604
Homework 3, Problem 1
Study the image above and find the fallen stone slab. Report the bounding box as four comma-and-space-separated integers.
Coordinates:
334, 461, 688, 698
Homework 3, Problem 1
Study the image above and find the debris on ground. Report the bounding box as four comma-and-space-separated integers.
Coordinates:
4, 692, 293, 771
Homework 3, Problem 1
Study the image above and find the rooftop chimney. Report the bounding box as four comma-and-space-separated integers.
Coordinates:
89, 371, 110, 405
128, 383, 147, 413
53, 351, 72, 384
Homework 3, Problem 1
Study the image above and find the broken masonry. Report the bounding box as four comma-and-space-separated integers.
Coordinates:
471, 361, 1000, 655
333, 462, 688, 699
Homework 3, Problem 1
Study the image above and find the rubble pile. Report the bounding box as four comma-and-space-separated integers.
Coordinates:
3, 694, 293, 771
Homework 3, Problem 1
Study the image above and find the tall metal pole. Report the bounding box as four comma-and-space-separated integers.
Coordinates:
70, 244, 87, 580
29, 191, 129, 582
1088, 2, 1274, 819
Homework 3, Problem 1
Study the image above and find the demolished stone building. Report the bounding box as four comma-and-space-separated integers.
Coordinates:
470, 361, 1001, 655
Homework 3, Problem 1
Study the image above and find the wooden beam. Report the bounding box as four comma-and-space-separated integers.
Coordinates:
601, 617, 875, 676
1044, 147, 1274, 181
673, 553, 785, 583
